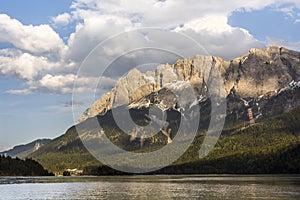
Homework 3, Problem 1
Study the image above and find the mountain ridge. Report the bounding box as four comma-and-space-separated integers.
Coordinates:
78, 46, 300, 123
1, 139, 51, 159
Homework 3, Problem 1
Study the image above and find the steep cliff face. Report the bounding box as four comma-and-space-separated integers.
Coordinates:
226, 46, 299, 97
78, 46, 300, 123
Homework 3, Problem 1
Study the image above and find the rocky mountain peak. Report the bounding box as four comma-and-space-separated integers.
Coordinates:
77, 46, 300, 123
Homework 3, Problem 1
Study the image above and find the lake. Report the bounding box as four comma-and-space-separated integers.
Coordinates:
0, 175, 299, 199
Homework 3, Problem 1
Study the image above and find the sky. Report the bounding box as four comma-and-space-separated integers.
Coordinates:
0, 0, 300, 150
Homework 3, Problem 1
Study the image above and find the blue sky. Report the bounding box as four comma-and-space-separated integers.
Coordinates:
0, 0, 71, 24
0, 0, 300, 150
229, 6, 300, 43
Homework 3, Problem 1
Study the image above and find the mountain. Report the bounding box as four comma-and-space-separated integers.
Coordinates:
1, 139, 51, 159
29, 46, 300, 174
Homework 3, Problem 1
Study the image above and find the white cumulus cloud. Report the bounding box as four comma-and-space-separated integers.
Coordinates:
0, 49, 61, 80
51, 13, 71, 26
0, 14, 67, 55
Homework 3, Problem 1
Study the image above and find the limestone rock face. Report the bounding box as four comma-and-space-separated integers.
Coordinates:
113, 69, 157, 106
226, 46, 297, 97
78, 46, 300, 123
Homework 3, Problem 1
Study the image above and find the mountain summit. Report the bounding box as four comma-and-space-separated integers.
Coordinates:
78, 46, 300, 123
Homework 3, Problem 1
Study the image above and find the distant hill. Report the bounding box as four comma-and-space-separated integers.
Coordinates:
1, 139, 51, 159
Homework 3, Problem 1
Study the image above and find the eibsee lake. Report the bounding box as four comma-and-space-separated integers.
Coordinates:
0, 175, 299, 199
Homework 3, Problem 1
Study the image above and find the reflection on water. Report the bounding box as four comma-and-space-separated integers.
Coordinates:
0, 175, 299, 199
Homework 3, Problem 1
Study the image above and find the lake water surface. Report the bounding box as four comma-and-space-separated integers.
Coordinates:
0, 175, 299, 199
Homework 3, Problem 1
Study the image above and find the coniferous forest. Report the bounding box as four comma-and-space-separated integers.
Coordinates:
0, 156, 53, 176
30, 106, 300, 175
